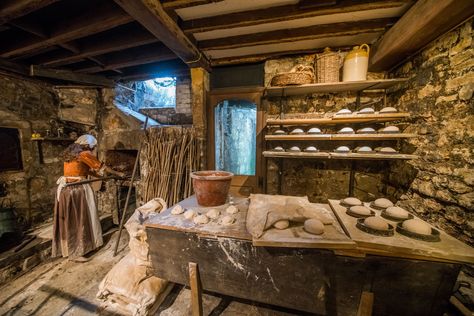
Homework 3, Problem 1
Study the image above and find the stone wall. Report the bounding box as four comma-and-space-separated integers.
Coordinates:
386, 18, 474, 244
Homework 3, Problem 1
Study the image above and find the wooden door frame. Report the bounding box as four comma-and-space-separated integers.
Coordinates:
207, 86, 265, 194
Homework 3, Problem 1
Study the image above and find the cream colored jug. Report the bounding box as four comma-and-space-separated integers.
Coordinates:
342, 44, 370, 82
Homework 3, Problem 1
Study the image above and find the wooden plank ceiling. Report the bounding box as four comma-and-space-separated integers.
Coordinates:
0, 0, 414, 84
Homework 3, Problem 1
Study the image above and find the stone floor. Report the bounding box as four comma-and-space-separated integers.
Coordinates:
0, 230, 304, 316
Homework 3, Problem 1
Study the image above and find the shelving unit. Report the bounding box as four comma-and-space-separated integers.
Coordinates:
267, 113, 410, 125
263, 151, 417, 160
265, 133, 417, 141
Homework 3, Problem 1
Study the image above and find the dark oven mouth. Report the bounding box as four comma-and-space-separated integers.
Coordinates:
105, 149, 138, 176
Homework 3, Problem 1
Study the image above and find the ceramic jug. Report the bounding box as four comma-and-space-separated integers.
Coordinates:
342, 44, 370, 82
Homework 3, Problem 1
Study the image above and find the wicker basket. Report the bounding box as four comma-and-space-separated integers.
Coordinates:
315, 47, 341, 83
271, 65, 314, 86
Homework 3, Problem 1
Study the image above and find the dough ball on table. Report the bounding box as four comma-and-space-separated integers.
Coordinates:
171, 205, 185, 215
184, 209, 197, 220
372, 198, 393, 209
364, 216, 389, 231
193, 214, 209, 225
350, 205, 371, 216
206, 208, 220, 219
304, 219, 324, 235
220, 215, 236, 226
386, 206, 409, 219
402, 219, 432, 235
341, 197, 362, 207
274, 220, 289, 230
226, 205, 239, 214
303, 206, 334, 225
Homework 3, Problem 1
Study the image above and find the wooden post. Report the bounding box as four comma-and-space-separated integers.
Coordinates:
188, 262, 203, 316
191, 67, 209, 170
357, 291, 374, 316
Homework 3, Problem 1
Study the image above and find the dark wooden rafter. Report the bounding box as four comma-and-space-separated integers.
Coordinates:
114, 0, 210, 70
36, 24, 160, 67
181, 0, 409, 34
75, 43, 176, 73
30, 64, 114, 86
0, 1, 133, 59
161, 0, 224, 10
369, 0, 474, 71
0, 0, 60, 24
198, 18, 397, 50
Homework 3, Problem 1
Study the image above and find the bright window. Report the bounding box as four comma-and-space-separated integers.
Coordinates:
140, 77, 176, 108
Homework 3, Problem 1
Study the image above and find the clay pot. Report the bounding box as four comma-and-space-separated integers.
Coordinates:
191, 171, 233, 206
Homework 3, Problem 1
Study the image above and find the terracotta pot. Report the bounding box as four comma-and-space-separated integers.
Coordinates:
190, 171, 233, 206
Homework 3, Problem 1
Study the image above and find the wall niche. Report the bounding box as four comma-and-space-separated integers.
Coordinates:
0, 127, 23, 172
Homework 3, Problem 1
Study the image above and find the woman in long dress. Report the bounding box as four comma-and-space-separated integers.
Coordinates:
52, 134, 124, 262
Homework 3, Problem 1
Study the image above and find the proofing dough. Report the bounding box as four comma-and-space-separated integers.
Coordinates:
184, 209, 197, 220
226, 205, 239, 214
364, 216, 389, 231
358, 107, 375, 114
289, 146, 301, 152
338, 127, 355, 134
307, 127, 322, 134
206, 208, 220, 219
342, 197, 363, 206
373, 198, 394, 209
274, 129, 286, 135
357, 127, 376, 134
335, 146, 351, 153
193, 214, 209, 224
273, 146, 284, 152
380, 107, 398, 113
304, 146, 318, 152
336, 108, 352, 115
290, 128, 304, 134
304, 219, 324, 235
402, 219, 432, 235
386, 206, 409, 219
350, 205, 371, 216
274, 220, 290, 229
171, 205, 185, 215
220, 215, 235, 226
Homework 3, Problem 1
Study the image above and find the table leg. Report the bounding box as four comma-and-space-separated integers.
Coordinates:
189, 262, 203, 316
357, 291, 374, 316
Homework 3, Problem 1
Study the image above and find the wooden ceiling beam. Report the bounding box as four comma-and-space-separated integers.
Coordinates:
161, 0, 224, 10
76, 43, 177, 73
369, 0, 474, 71
30, 64, 114, 87
114, 0, 210, 70
40, 26, 159, 67
112, 59, 189, 81
199, 18, 397, 50
0, 0, 60, 24
181, 0, 408, 34
0, 2, 133, 59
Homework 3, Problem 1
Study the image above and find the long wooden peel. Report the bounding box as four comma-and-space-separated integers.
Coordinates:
113, 117, 148, 257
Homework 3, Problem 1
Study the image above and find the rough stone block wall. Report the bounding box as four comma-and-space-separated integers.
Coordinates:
264, 54, 388, 202
386, 19, 474, 244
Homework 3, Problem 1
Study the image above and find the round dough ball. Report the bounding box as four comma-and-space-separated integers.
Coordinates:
274, 220, 289, 230
350, 205, 371, 216
289, 146, 301, 152
402, 219, 431, 235
206, 208, 220, 219
386, 206, 409, 219
373, 198, 394, 209
342, 197, 362, 206
304, 219, 324, 235
171, 205, 185, 215
364, 216, 389, 231
193, 214, 209, 224
220, 215, 235, 226
184, 209, 197, 220
226, 205, 239, 214
335, 146, 351, 152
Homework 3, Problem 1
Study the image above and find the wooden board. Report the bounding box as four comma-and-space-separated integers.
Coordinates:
265, 133, 416, 141
267, 112, 410, 125
265, 78, 408, 97
263, 151, 417, 160
145, 196, 251, 241
329, 199, 474, 264
252, 203, 356, 249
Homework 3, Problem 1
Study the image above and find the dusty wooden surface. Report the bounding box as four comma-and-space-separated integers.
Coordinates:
145, 196, 251, 240
329, 199, 474, 264
252, 203, 356, 249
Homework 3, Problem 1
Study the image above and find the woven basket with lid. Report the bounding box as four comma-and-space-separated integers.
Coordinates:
315, 47, 341, 83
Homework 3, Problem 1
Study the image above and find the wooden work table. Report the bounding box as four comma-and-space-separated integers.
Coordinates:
145, 196, 471, 316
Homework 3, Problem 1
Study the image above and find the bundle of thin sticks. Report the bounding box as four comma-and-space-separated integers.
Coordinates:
141, 127, 201, 206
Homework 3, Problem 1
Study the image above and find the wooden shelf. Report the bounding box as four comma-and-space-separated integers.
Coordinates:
265, 78, 408, 97
265, 133, 417, 141
32, 137, 75, 142
263, 151, 417, 160
267, 113, 410, 125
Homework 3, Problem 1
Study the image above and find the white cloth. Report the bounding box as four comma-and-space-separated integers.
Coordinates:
74, 134, 97, 148
56, 176, 83, 201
